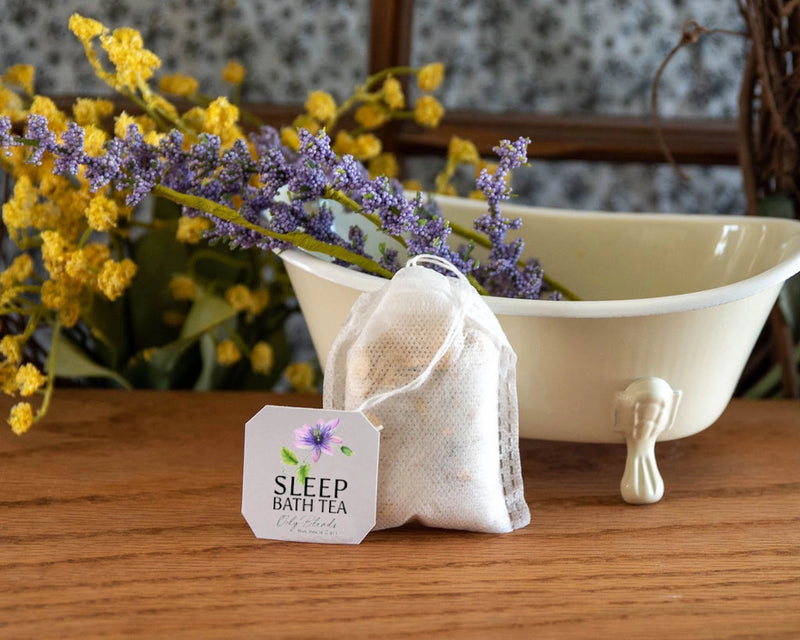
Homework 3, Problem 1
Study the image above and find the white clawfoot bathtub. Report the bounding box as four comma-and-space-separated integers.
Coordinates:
278, 195, 800, 504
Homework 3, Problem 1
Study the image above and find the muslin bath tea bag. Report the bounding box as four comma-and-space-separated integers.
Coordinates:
323, 254, 530, 533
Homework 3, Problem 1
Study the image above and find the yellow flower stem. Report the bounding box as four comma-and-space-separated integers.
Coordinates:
0, 305, 33, 316
21, 309, 42, 341
1, 292, 42, 314
130, 85, 187, 134
434, 159, 457, 194
7, 283, 42, 294
327, 84, 386, 130
385, 111, 416, 120
36, 318, 61, 422
363, 66, 421, 90
77, 227, 93, 249
151, 185, 395, 279
327, 90, 367, 130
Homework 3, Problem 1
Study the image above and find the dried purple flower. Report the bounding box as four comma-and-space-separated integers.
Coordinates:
51, 121, 87, 177
24, 114, 57, 165
0, 116, 20, 155
0, 115, 558, 300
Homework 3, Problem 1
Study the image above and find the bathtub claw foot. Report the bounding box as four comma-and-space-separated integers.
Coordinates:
615, 377, 682, 505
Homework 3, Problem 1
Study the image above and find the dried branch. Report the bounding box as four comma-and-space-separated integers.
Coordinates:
651, 20, 746, 181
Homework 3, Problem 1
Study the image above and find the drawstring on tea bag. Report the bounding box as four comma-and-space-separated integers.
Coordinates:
356, 254, 468, 414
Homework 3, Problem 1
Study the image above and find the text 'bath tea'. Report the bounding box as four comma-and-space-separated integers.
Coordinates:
242, 405, 380, 544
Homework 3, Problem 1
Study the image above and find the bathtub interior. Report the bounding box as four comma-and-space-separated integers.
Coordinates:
434, 196, 800, 302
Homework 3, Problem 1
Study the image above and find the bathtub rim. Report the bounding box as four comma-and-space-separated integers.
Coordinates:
277, 206, 800, 319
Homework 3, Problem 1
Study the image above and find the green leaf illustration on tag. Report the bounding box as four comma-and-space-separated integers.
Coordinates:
340, 446, 354, 457
297, 462, 311, 485
280, 446, 299, 466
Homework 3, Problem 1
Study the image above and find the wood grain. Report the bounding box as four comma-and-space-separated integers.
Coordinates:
1, 391, 798, 639
393, 112, 740, 165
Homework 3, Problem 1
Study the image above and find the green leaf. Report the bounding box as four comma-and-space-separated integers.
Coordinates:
81, 296, 129, 370
127, 223, 189, 352
297, 462, 311, 485
179, 290, 237, 340
778, 272, 800, 342
757, 194, 796, 219
190, 244, 254, 286
121, 291, 237, 389
280, 446, 299, 466
121, 335, 200, 389
192, 333, 219, 392
340, 446, 354, 457
50, 333, 132, 389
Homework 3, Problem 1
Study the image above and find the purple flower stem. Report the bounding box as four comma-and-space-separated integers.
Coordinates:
151, 184, 394, 278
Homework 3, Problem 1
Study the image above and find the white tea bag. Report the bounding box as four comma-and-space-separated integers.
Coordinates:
323, 255, 530, 533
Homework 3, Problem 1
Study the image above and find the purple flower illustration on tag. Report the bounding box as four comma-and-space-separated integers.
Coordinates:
294, 418, 343, 462
281, 418, 354, 485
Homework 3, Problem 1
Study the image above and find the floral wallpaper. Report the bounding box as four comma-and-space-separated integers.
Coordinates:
407, 0, 747, 214
410, 0, 745, 118
0, 0, 371, 102
0, 0, 746, 213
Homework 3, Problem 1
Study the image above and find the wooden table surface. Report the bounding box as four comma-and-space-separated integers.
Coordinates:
1, 390, 798, 639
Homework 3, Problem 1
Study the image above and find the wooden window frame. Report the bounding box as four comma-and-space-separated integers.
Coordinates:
367, 0, 738, 165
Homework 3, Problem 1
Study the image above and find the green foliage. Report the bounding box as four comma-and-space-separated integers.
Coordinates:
58, 198, 301, 392
746, 194, 800, 397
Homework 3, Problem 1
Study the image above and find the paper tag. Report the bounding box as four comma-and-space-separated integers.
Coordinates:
242, 405, 380, 544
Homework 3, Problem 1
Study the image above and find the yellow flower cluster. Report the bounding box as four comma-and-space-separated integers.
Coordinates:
250, 341, 274, 375
367, 152, 400, 180
225, 284, 270, 318
285, 362, 316, 392
68, 14, 249, 154
354, 103, 390, 130
159, 73, 199, 97
434, 136, 483, 195
0, 13, 473, 433
0, 64, 37, 126
215, 339, 242, 366
414, 95, 445, 128
332, 131, 383, 161
73, 97, 115, 128
0, 21, 165, 432
70, 15, 161, 94
280, 62, 446, 165
8, 402, 34, 436
202, 97, 243, 147
176, 216, 212, 244
417, 62, 445, 92
0, 323, 47, 435
169, 274, 198, 301
383, 77, 405, 109
222, 60, 246, 85
97, 258, 137, 301
305, 90, 337, 122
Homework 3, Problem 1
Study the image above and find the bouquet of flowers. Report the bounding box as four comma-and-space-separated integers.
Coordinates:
0, 14, 566, 434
